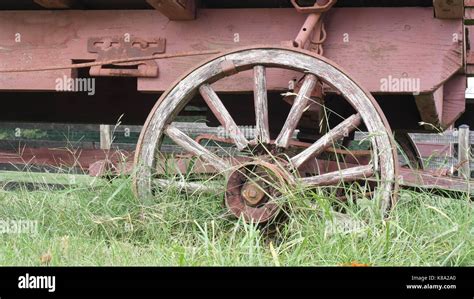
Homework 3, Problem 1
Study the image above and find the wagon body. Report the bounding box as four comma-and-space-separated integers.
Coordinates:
0, 0, 469, 132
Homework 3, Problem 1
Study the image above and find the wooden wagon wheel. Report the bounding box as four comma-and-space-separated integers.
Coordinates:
133, 46, 399, 223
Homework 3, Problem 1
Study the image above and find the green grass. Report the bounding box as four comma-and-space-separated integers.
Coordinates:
0, 172, 473, 266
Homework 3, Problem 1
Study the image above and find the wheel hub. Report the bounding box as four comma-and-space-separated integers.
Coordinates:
241, 181, 266, 206
225, 160, 291, 223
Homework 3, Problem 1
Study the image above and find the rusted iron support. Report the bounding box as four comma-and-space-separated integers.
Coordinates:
0, 50, 220, 73
290, 0, 334, 49
293, 13, 322, 48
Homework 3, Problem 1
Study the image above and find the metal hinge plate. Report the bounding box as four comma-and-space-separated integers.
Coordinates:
87, 36, 166, 77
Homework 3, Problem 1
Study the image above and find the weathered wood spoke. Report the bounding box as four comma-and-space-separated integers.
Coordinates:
275, 73, 318, 148
290, 113, 362, 169
253, 65, 270, 143
199, 84, 249, 150
155, 179, 221, 193
165, 125, 231, 172
299, 164, 374, 187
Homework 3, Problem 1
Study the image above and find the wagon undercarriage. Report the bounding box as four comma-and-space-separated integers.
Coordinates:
1, 0, 473, 223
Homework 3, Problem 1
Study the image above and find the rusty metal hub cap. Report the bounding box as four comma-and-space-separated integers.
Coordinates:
225, 160, 292, 223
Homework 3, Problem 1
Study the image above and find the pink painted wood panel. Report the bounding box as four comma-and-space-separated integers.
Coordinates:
0, 8, 463, 94
442, 74, 466, 127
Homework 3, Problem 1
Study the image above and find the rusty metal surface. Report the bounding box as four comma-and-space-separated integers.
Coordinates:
87, 36, 166, 77
291, 0, 336, 13
225, 160, 292, 223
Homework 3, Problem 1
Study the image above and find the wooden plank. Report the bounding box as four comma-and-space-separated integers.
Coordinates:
411, 130, 474, 145
415, 86, 444, 129
399, 167, 473, 194
463, 7, 474, 26
146, 0, 196, 20
466, 25, 474, 71
33, 0, 77, 9
465, 7, 474, 23
466, 0, 474, 7
0, 8, 462, 93
458, 125, 471, 178
433, 0, 464, 19
99, 124, 112, 150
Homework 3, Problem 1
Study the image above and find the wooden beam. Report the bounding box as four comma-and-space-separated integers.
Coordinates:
146, 0, 196, 20
33, 0, 77, 9
442, 75, 466, 128
466, 25, 474, 68
465, 0, 474, 7
458, 125, 471, 179
415, 86, 444, 129
434, 0, 464, 19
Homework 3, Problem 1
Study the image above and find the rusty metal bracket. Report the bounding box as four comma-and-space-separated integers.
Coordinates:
291, 0, 336, 14
220, 60, 238, 77
87, 36, 166, 77
286, 0, 334, 49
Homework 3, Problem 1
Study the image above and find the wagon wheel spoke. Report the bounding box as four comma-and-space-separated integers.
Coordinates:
275, 74, 318, 148
165, 125, 231, 173
290, 113, 363, 169
299, 164, 374, 187
155, 178, 223, 194
199, 84, 249, 151
253, 65, 271, 144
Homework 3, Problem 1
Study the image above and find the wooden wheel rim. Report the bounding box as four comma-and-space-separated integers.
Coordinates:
133, 46, 398, 214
